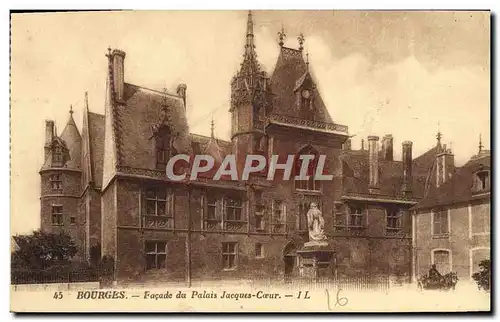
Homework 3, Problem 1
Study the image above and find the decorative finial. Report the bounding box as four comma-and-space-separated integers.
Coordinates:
298, 33, 305, 51
107, 47, 112, 56
479, 134, 483, 153
210, 115, 215, 139
436, 121, 442, 145
361, 138, 365, 151
306, 51, 310, 68
278, 24, 286, 47
69, 105, 73, 116
84, 91, 88, 109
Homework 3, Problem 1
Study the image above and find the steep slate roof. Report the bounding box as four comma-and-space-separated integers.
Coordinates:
412, 152, 491, 211
88, 112, 105, 188
59, 112, 82, 169
270, 46, 333, 123
114, 83, 192, 169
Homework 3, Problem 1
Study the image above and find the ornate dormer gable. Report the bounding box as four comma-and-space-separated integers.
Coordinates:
50, 137, 69, 168
293, 65, 317, 120
150, 92, 178, 170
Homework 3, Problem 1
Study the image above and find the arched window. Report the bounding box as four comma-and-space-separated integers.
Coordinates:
294, 145, 321, 191
155, 127, 171, 170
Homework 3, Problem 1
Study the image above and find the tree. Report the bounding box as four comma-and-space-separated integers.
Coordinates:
11, 230, 77, 270
472, 259, 490, 291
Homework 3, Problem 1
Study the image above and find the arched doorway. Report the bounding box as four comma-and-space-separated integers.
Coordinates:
283, 241, 300, 283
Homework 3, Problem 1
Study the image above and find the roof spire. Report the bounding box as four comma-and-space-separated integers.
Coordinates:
245, 10, 255, 58
436, 121, 442, 146
84, 91, 89, 110
278, 24, 286, 47
479, 133, 483, 153
210, 115, 215, 139
297, 33, 305, 51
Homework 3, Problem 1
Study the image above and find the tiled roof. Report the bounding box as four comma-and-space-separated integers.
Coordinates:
412, 152, 491, 211
88, 112, 105, 188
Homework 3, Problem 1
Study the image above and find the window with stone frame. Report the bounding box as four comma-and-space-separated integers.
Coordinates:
294, 146, 321, 192
49, 173, 62, 190
349, 205, 365, 228
145, 241, 167, 270
146, 187, 174, 217
51, 205, 63, 225
225, 197, 243, 222
222, 242, 238, 270
254, 190, 265, 231
52, 145, 64, 166
432, 210, 449, 237
386, 207, 402, 235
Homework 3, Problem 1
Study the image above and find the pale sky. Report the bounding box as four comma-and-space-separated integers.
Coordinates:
11, 10, 490, 235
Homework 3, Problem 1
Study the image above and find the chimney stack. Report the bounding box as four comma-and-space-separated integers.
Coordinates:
381, 134, 394, 161
402, 141, 413, 196
176, 84, 187, 109
368, 135, 380, 192
44, 120, 55, 160
436, 144, 454, 187
110, 49, 126, 102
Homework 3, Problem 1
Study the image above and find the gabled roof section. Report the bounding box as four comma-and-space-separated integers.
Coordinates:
270, 46, 333, 124
413, 152, 491, 211
88, 112, 105, 188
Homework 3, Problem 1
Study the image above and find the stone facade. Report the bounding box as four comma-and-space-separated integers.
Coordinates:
40, 11, 449, 283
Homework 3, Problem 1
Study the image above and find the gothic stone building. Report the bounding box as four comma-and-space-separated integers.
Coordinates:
40, 12, 447, 282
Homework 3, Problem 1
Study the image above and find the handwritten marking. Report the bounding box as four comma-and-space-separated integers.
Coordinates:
325, 288, 348, 310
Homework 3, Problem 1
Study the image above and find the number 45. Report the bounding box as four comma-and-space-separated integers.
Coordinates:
53, 291, 63, 299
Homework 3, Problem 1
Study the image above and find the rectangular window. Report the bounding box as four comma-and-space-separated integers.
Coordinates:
70, 217, 76, 224
386, 208, 402, 234
207, 195, 217, 220
349, 206, 364, 228
222, 242, 238, 270
273, 200, 284, 222
146, 187, 172, 217
255, 243, 264, 258
433, 210, 449, 236
145, 241, 167, 270
433, 250, 451, 274
51, 205, 63, 225
49, 173, 62, 190
53, 146, 63, 164
255, 214, 264, 231
225, 197, 243, 221
155, 133, 171, 170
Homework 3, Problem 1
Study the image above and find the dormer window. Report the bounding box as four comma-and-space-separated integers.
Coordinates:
475, 170, 490, 192
155, 127, 171, 170
52, 145, 63, 165
299, 89, 313, 120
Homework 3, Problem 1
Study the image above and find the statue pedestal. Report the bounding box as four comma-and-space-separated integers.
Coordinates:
297, 241, 335, 281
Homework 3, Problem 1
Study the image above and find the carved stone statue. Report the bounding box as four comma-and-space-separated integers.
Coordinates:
306, 202, 327, 243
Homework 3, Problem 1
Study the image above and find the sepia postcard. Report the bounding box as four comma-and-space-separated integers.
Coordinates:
10, 10, 491, 313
